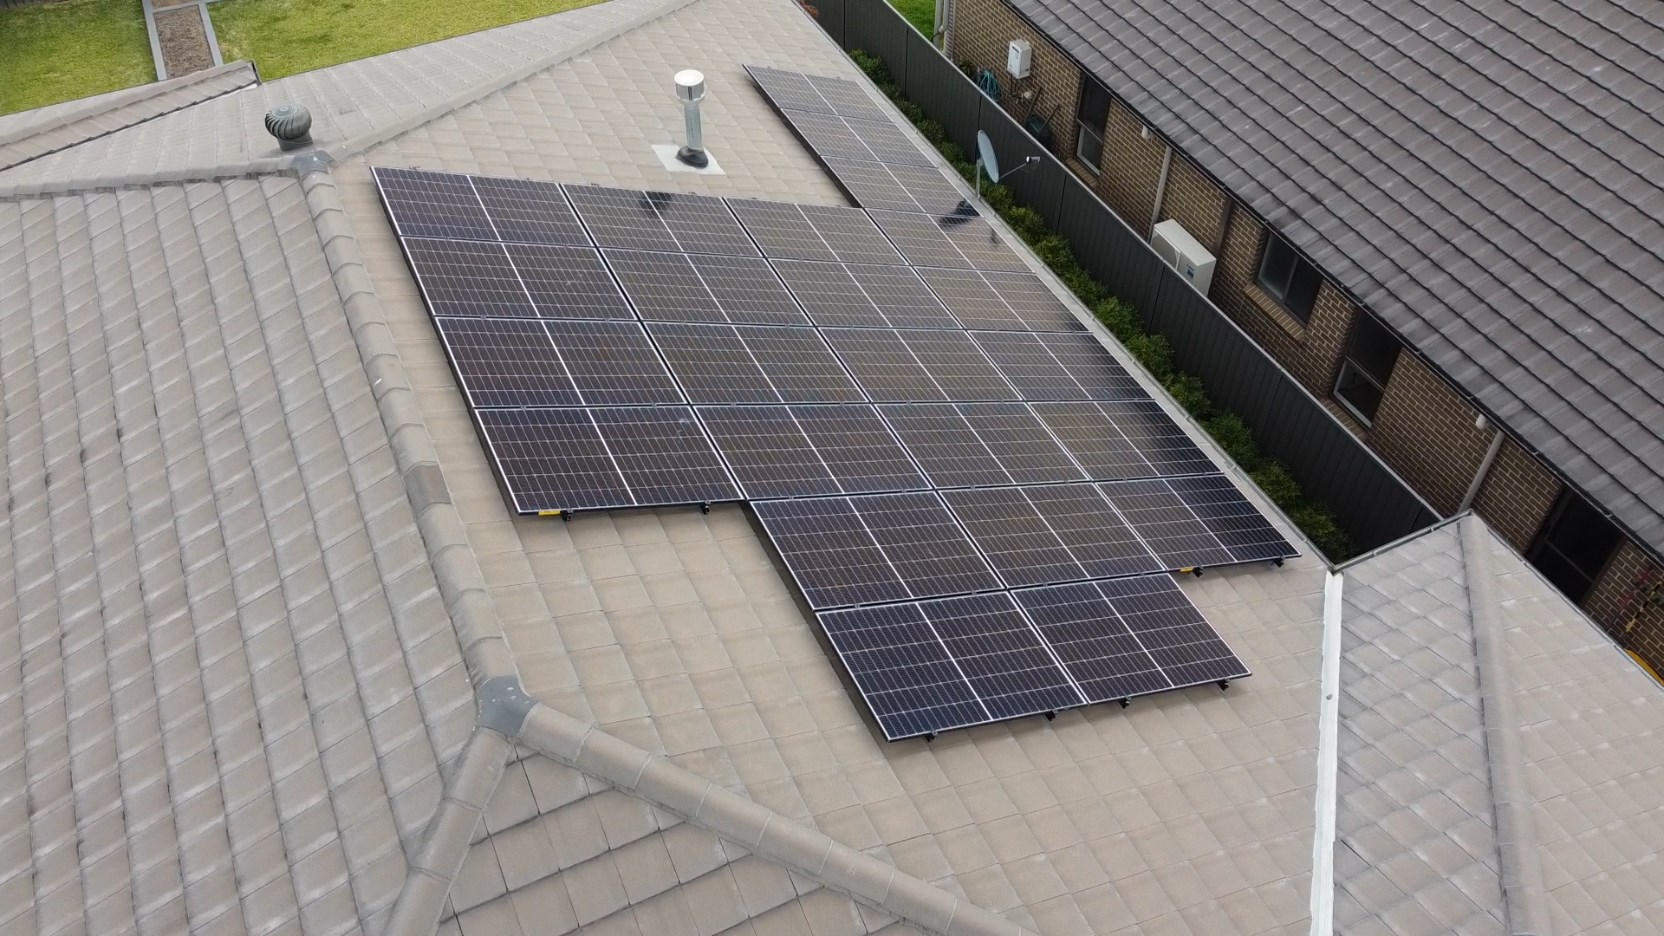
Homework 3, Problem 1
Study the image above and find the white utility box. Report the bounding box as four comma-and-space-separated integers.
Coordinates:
1151, 219, 1216, 295
1007, 40, 1032, 79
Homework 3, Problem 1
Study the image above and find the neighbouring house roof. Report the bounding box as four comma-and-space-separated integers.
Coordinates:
998, 0, 1664, 561
2, 0, 1662, 933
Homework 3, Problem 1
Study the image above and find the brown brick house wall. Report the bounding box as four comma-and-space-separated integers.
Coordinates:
1366, 354, 1493, 516
944, 0, 1082, 168
1584, 542, 1664, 668
1098, 102, 1164, 231
1156, 154, 1228, 249
1471, 438, 1561, 553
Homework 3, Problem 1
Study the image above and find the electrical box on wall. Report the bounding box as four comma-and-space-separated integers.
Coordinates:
1007, 40, 1032, 79
1151, 219, 1217, 295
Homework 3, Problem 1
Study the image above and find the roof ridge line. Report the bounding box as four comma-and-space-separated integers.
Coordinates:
1459, 516, 1551, 936
0, 62, 259, 174
321, 0, 708, 166
514, 701, 1035, 936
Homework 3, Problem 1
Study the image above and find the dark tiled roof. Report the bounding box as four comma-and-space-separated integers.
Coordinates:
1005, 0, 1664, 557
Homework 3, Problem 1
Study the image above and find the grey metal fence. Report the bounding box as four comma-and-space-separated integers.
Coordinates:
800, 0, 1441, 556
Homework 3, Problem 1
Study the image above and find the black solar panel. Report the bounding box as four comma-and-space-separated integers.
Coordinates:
647, 323, 779, 403
876, 405, 1012, 488
916, 268, 1082, 332
737, 327, 864, 402
685, 254, 809, 325
745, 65, 890, 122
1021, 483, 1163, 579
471, 175, 591, 246
867, 210, 1030, 272
789, 404, 928, 494
587, 407, 740, 506
699, 406, 841, 499
565, 186, 757, 256
808, 74, 891, 121
1030, 401, 1158, 479
956, 403, 1085, 484
751, 497, 912, 609
918, 592, 1083, 720
777, 110, 935, 167
504, 244, 634, 320
403, 239, 534, 318
434, 317, 578, 408
541, 320, 683, 406
822, 157, 975, 216
728, 200, 903, 265
771, 261, 958, 329
941, 486, 1091, 587
1096, 400, 1217, 477
852, 492, 1002, 599
1097, 479, 1236, 569
815, 603, 990, 740
1094, 575, 1250, 687
374, 167, 495, 241
478, 408, 633, 512
971, 332, 1147, 401
1164, 474, 1298, 563
896, 330, 1019, 402
1013, 582, 1172, 702
821, 328, 942, 402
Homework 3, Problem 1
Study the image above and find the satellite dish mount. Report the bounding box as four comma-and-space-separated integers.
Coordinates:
974, 129, 1040, 201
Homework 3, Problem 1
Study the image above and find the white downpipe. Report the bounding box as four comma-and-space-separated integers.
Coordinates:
1309, 571, 1344, 936
1148, 146, 1174, 236
1460, 428, 1506, 512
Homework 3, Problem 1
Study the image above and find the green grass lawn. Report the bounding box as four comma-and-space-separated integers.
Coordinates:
210, 0, 609, 80
888, 0, 933, 36
0, 0, 154, 116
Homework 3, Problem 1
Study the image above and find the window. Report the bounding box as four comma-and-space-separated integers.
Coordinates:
1257, 233, 1322, 321
1332, 315, 1401, 423
1527, 490, 1621, 603
1074, 77, 1111, 171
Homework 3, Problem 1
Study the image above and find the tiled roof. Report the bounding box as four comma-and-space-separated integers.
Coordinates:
1000, 0, 1664, 561
4, 0, 1664, 933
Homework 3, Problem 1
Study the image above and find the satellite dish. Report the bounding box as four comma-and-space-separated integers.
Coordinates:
976, 130, 1000, 183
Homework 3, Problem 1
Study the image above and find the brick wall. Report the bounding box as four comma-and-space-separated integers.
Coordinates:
945, 0, 1082, 167
1582, 541, 1664, 671
1210, 209, 1352, 397
1471, 438, 1560, 553
1156, 154, 1228, 249
1366, 354, 1494, 516
1098, 102, 1165, 232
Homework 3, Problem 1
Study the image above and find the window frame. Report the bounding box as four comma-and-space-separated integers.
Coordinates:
1256, 232, 1322, 322
1526, 489, 1622, 604
1331, 314, 1402, 425
1073, 76, 1111, 173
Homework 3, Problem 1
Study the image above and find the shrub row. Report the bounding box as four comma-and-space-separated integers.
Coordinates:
852, 50, 1352, 559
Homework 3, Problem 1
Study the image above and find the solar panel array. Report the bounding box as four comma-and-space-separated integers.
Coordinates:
375, 103, 1291, 737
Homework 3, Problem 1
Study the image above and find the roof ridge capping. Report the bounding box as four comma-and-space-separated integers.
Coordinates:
0, 62, 257, 172
300, 160, 1028, 935
1459, 516, 1551, 936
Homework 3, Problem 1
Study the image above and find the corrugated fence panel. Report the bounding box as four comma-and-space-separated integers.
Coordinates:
845, 0, 907, 81
809, 0, 845, 48
977, 96, 1064, 229
1055, 173, 1163, 315
904, 30, 979, 156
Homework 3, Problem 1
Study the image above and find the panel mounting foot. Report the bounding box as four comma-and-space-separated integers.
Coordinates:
1217, 680, 1230, 690
1044, 711, 1055, 721
1118, 699, 1129, 709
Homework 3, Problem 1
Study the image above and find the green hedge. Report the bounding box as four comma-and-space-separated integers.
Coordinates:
852, 50, 1353, 560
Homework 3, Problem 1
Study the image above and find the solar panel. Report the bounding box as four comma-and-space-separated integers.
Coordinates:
867, 210, 1030, 272
788, 404, 928, 494
814, 603, 991, 741
1093, 575, 1250, 687
876, 405, 1012, 488
683, 254, 809, 325
745, 65, 890, 122
971, 332, 1147, 401
821, 157, 975, 216
541, 320, 683, 406
807, 74, 892, 122
1096, 400, 1217, 477
504, 244, 634, 320
1012, 582, 1172, 702
403, 239, 534, 318
728, 200, 903, 265
698, 406, 841, 499
751, 497, 912, 609
1030, 401, 1158, 479
850, 492, 1002, 599
434, 317, 579, 408
917, 592, 1083, 720
955, 403, 1085, 484
1097, 479, 1236, 569
775, 110, 935, 167
821, 329, 1017, 403
647, 323, 779, 403
916, 268, 1082, 332
587, 407, 740, 506
373, 167, 495, 241
736, 327, 864, 402
771, 261, 959, 328
478, 408, 633, 512
1163, 474, 1297, 563
471, 175, 590, 245
1020, 483, 1163, 578
943, 484, 1159, 587
565, 186, 757, 256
